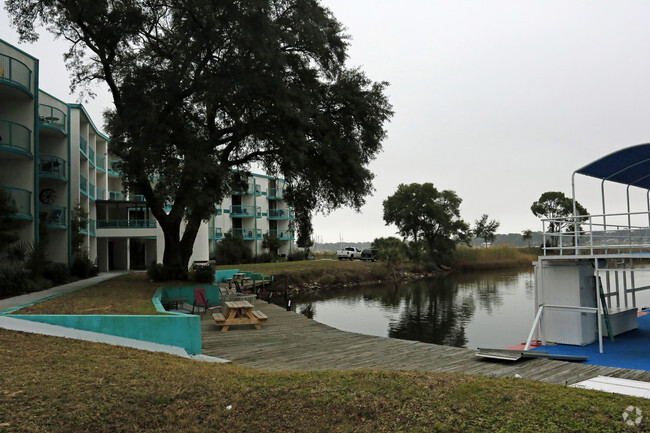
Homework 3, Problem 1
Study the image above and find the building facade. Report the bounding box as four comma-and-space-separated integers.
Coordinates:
1, 39, 294, 272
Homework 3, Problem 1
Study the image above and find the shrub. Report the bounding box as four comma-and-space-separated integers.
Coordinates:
70, 254, 99, 279
254, 252, 276, 263
287, 250, 308, 261
190, 264, 215, 283
42, 262, 69, 285
0, 265, 42, 298
213, 234, 253, 265
147, 262, 188, 281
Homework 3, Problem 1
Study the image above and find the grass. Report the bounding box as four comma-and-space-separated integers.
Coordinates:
451, 245, 539, 271
1, 329, 648, 433
12, 272, 180, 315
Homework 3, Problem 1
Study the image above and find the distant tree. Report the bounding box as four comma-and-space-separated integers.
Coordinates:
522, 229, 533, 248
8, 0, 393, 273
473, 214, 500, 248
531, 191, 588, 247
383, 183, 470, 261
371, 236, 407, 288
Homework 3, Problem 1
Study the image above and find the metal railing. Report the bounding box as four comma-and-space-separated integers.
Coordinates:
80, 176, 87, 195
267, 229, 294, 240
38, 154, 66, 179
0, 119, 31, 155
541, 211, 650, 256
107, 158, 120, 175
230, 205, 261, 217
97, 219, 156, 229
208, 227, 223, 239
38, 104, 67, 133
232, 228, 262, 240
40, 204, 66, 227
231, 182, 262, 195
2, 186, 31, 218
267, 187, 284, 199
96, 187, 106, 200
268, 208, 293, 220
96, 154, 106, 171
0, 53, 32, 94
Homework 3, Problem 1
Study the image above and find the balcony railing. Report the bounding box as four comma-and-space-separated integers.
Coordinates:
80, 176, 87, 195
233, 228, 263, 240
107, 191, 145, 201
89, 183, 95, 200
96, 187, 106, 200
97, 219, 157, 229
209, 227, 223, 240
96, 154, 106, 171
79, 136, 87, 155
267, 229, 295, 241
80, 218, 96, 236
88, 146, 95, 165
268, 208, 293, 220
2, 186, 31, 218
230, 205, 261, 217
0, 119, 31, 156
38, 154, 66, 180
38, 104, 67, 134
231, 182, 262, 195
0, 53, 33, 94
40, 204, 66, 227
267, 187, 285, 199
541, 211, 650, 256
107, 158, 120, 175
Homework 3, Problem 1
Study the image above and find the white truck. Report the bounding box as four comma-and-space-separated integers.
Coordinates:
336, 247, 363, 260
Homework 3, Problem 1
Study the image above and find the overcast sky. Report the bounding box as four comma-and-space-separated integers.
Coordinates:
3, 1, 650, 243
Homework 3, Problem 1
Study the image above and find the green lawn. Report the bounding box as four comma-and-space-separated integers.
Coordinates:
0, 330, 646, 433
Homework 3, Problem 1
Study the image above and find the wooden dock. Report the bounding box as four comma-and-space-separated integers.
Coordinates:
201, 300, 650, 385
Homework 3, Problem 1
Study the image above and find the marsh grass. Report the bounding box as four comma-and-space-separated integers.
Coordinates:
0, 329, 647, 433
451, 245, 539, 271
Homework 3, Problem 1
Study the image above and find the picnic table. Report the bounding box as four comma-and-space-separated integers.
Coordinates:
212, 300, 267, 332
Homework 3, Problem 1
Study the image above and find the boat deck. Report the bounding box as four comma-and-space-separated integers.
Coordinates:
200, 300, 650, 385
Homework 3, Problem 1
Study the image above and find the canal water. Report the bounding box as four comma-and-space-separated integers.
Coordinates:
271, 266, 650, 350
272, 269, 537, 350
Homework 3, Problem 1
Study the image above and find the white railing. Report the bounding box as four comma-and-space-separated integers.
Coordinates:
541, 211, 650, 256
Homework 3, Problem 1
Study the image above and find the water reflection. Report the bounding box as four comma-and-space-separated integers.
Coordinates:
272, 269, 537, 349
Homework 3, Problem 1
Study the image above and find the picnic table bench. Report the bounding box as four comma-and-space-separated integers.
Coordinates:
213, 300, 267, 331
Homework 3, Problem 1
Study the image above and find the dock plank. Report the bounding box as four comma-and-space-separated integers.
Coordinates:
200, 301, 650, 385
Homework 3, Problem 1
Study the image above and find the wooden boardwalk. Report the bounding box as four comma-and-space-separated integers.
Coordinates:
201, 300, 650, 385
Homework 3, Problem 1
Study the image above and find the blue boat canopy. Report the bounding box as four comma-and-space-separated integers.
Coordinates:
575, 143, 650, 189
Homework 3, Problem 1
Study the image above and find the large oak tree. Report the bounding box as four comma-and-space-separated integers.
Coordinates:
383, 183, 470, 261
8, 0, 393, 270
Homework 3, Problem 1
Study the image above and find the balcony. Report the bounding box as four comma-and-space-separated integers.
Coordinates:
39, 204, 66, 228
89, 183, 95, 200
96, 187, 106, 200
38, 104, 67, 134
96, 154, 106, 171
268, 208, 293, 220
233, 228, 262, 240
267, 187, 284, 199
88, 146, 95, 165
230, 205, 261, 218
267, 229, 295, 241
209, 227, 223, 240
0, 53, 33, 96
80, 218, 96, 236
0, 119, 31, 157
80, 176, 87, 196
97, 219, 157, 229
79, 136, 87, 156
2, 186, 32, 219
231, 182, 262, 196
38, 154, 66, 181
107, 158, 120, 175
107, 191, 145, 202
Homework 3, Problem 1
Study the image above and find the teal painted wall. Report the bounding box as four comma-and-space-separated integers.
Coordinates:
12, 313, 202, 354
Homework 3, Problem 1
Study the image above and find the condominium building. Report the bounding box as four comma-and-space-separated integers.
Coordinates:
0, 39, 294, 272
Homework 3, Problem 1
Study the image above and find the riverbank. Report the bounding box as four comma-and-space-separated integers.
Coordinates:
227, 245, 538, 299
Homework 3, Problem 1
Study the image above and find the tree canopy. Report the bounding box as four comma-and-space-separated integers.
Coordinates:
473, 214, 500, 248
382, 183, 470, 261
531, 191, 588, 247
7, 0, 393, 269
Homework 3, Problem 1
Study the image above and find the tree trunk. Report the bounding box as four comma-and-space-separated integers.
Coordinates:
160, 218, 184, 269
179, 213, 203, 269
